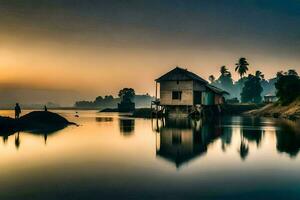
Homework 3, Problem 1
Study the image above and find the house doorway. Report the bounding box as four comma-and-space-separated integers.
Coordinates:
194, 91, 202, 105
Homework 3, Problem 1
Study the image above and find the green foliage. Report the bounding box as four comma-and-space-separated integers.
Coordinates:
118, 88, 136, 112
208, 75, 215, 83
104, 95, 114, 101
241, 74, 263, 103
275, 73, 300, 105
95, 96, 104, 102
214, 66, 234, 95
211, 58, 298, 104
220, 66, 230, 76
287, 69, 298, 76
235, 77, 247, 90
118, 88, 135, 103
235, 57, 249, 78
255, 70, 264, 79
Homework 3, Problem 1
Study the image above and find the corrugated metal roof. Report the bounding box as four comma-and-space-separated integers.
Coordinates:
156, 67, 208, 83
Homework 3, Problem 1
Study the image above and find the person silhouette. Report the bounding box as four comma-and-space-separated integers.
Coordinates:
15, 103, 21, 119
44, 105, 48, 112
15, 132, 20, 149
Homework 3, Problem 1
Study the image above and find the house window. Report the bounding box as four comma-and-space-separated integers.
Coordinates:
172, 91, 182, 100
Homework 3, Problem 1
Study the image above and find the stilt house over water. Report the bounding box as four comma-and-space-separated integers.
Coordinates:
154, 67, 229, 116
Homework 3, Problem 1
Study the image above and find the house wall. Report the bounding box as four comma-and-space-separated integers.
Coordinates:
214, 94, 224, 105
159, 80, 224, 107
159, 80, 207, 106
202, 91, 215, 105
160, 80, 194, 106
193, 81, 206, 105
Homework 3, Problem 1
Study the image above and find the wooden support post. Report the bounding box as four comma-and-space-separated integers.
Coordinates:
155, 81, 158, 101
155, 81, 158, 114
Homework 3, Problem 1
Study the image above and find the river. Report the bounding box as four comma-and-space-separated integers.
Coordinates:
0, 110, 299, 199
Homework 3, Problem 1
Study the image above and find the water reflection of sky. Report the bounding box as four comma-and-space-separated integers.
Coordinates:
0, 110, 300, 199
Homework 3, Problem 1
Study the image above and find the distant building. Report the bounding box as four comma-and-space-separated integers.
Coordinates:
154, 67, 229, 116
264, 94, 278, 103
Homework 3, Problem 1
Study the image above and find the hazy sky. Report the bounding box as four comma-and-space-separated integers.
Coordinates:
0, 0, 300, 105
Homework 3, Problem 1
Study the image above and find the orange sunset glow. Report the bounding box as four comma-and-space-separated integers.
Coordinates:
1, 1, 300, 200
0, 1, 299, 106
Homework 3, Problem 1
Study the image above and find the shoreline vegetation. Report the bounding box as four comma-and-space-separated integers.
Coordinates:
246, 98, 300, 120
0, 102, 299, 122
99, 102, 300, 121
81, 60, 300, 121
1, 60, 298, 122
100, 104, 266, 118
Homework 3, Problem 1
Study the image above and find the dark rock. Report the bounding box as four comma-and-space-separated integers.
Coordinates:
0, 117, 17, 131
0, 111, 76, 135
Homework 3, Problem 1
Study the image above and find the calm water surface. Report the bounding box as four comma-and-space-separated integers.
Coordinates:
0, 110, 300, 200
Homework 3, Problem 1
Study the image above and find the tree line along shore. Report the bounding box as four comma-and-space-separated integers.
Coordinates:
2, 57, 299, 120
98, 58, 300, 120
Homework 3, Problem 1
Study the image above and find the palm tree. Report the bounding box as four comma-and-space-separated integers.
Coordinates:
220, 66, 230, 76
287, 69, 298, 76
276, 71, 284, 78
235, 57, 249, 78
208, 75, 215, 83
255, 70, 264, 80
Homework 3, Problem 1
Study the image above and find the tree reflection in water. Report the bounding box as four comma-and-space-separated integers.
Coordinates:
237, 117, 264, 160
95, 117, 113, 123
275, 120, 300, 157
119, 118, 135, 136
238, 135, 249, 161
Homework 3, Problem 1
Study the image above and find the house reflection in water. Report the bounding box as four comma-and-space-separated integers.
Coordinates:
95, 117, 113, 123
241, 117, 264, 147
119, 118, 135, 136
156, 117, 223, 168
